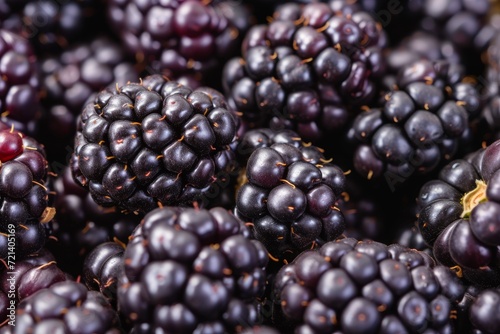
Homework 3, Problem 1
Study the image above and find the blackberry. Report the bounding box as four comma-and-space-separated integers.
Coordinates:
272, 237, 466, 333
38, 36, 139, 162
347, 58, 481, 190
416, 139, 500, 287
468, 288, 500, 334
0, 248, 69, 326
83, 241, 125, 307
222, 0, 387, 143
107, 0, 252, 89
235, 128, 346, 265
71, 75, 238, 214
0, 29, 41, 136
117, 206, 268, 333
47, 167, 139, 277
0, 120, 55, 261
0, 281, 121, 333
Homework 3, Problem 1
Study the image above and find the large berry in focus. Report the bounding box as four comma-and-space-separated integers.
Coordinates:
235, 128, 346, 265
272, 237, 466, 333
71, 75, 238, 214
118, 206, 268, 333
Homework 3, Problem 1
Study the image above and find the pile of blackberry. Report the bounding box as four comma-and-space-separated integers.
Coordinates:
222, 0, 387, 143
2, 0, 500, 333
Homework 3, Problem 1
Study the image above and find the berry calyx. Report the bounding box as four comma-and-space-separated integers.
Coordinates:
461, 179, 488, 218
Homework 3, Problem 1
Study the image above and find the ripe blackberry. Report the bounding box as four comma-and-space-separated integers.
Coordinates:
222, 0, 387, 143
0, 248, 69, 326
347, 58, 481, 190
71, 75, 238, 214
0, 121, 55, 261
38, 36, 139, 162
272, 237, 466, 333
235, 128, 346, 265
0, 281, 121, 334
107, 0, 252, 89
0, 29, 41, 136
117, 206, 268, 333
416, 139, 500, 287
83, 241, 124, 307
47, 167, 139, 277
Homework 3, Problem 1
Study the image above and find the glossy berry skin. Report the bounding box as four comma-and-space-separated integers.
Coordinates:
348, 59, 480, 189
0, 248, 69, 326
107, 0, 251, 89
222, 0, 387, 143
83, 241, 124, 307
0, 281, 121, 334
468, 288, 500, 334
235, 128, 346, 265
71, 75, 238, 214
38, 36, 139, 162
0, 29, 41, 136
272, 237, 466, 333
0, 121, 55, 261
417, 139, 500, 287
117, 206, 268, 333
